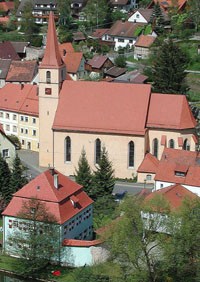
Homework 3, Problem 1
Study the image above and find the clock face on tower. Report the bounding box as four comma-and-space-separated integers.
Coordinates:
45, 88, 52, 95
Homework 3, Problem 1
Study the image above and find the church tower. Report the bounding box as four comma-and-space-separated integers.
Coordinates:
39, 12, 66, 167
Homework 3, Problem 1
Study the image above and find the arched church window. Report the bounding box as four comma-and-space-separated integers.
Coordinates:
95, 138, 101, 164
152, 138, 158, 158
183, 139, 190, 151
128, 141, 134, 167
46, 71, 51, 83
169, 139, 175, 148
65, 136, 71, 162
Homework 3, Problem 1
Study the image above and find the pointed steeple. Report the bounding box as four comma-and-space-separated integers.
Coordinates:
40, 12, 64, 69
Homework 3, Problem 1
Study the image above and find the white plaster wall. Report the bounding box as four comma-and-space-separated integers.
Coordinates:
128, 12, 148, 23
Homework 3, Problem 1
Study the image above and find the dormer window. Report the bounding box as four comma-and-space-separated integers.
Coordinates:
46, 71, 51, 83
174, 164, 188, 177
175, 171, 186, 177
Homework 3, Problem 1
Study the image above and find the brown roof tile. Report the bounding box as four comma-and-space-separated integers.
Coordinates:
6, 60, 38, 82
0, 41, 20, 60
135, 35, 156, 48
108, 20, 144, 38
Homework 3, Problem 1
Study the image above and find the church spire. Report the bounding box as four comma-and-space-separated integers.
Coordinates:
40, 12, 64, 69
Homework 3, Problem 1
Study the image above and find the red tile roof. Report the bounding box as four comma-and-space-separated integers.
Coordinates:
87, 55, 110, 69
108, 21, 144, 38
135, 35, 156, 48
62, 52, 83, 74
145, 184, 198, 210
0, 1, 14, 12
91, 29, 110, 39
59, 43, 74, 54
6, 60, 38, 82
2, 169, 93, 224
148, 0, 187, 11
53, 81, 152, 135
137, 153, 159, 173
63, 238, 102, 247
40, 12, 64, 69
0, 83, 38, 116
0, 16, 9, 24
147, 93, 197, 129
155, 148, 200, 187
0, 41, 20, 60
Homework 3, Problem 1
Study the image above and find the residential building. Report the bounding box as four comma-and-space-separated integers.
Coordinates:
0, 124, 16, 167
113, 69, 148, 84
154, 148, 200, 196
148, 0, 187, 13
85, 55, 114, 76
134, 35, 156, 59
109, 0, 137, 12
104, 66, 127, 79
128, 8, 154, 24
38, 12, 197, 179
0, 84, 39, 151
137, 153, 159, 184
6, 60, 38, 84
11, 42, 29, 60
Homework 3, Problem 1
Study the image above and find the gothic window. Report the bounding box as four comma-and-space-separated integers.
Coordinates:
46, 71, 51, 83
183, 139, 190, 151
152, 138, 158, 158
65, 136, 71, 162
169, 139, 175, 148
128, 141, 134, 167
95, 138, 101, 164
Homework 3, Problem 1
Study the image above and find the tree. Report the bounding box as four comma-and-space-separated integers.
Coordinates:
57, 0, 72, 27
92, 146, 115, 200
9, 154, 28, 199
114, 55, 127, 68
0, 153, 11, 204
151, 39, 189, 94
75, 148, 93, 197
187, 0, 200, 32
7, 198, 60, 276
163, 198, 200, 281
83, 0, 109, 29
106, 195, 169, 282
149, 3, 165, 34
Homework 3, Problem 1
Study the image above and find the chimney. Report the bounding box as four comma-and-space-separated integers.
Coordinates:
20, 83, 24, 90
54, 173, 59, 189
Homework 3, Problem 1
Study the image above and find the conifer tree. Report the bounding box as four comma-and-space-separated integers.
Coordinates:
9, 154, 28, 199
92, 146, 115, 200
151, 39, 189, 94
0, 153, 11, 204
150, 3, 165, 34
75, 148, 93, 197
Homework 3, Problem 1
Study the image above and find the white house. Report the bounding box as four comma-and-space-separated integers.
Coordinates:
0, 124, 16, 167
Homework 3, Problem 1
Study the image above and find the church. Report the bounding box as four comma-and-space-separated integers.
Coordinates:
39, 12, 196, 179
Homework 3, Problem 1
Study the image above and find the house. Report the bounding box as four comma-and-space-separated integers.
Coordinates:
113, 69, 148, 84
71, 0, 88, 18
0, 124, 16, 167
134, 35, 156, 59
85, 55, 114, 76
73, 31, 86, 43
11, 42, 29, 60
16, 0, 58, 24
109, 0, 137, 12
142, 184, 199, 233
128, 8, 154, 24
104, 66, 127, 79
104, 20, 145, 51
0, 84, 39, 151
6, 60, 38, 84
148, 0, 187, 13
154, 148, 200, 196
38, 12, 197, 179
59, 43, 87, 80
0, 59, 11, 88
137, 153, 159, 184
91, 29, 110, 41
0, 41, 20, 60
2, 169, 109, 266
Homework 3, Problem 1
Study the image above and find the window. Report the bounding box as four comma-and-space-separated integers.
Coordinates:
183, 139, 190, 151
129, 40, 133, 43
65, 136, 71, 162
32, 130, 36, 136
25, 129, 28, 134
128, 141, 134, 167
152, 138, 158, 158
20, 116, 24, 121
46, 71, 51, 83
95, 138, 101, 164
0, 112, 3, 118
6, 124, 10, 131
13, 114, 17, 120
2, 149, 9, 158
20, 128, 24, 134
146, 174, 152, 181
118, 38, 124, 42
21, 139, 25, 145
32, 118, 36, 124
13, 126, 17, 132
6, 113, 10, 119
25, 116, 28, 122
169, 139, 175, 148
136, 14, 140, 18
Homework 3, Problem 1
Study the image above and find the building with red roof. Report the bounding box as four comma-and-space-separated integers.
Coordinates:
85, 55, 114, 75
38, 12, 197, 179
154, 148, 200, 196
148, 0, 187, 13
134, 35, 156, 60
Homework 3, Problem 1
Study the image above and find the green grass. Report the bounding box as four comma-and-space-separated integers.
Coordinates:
0, 30, 26, 42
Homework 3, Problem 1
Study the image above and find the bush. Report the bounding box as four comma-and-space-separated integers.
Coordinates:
8, 135, 21, 149
31, 35, 43, 47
